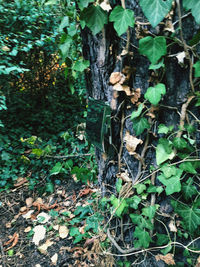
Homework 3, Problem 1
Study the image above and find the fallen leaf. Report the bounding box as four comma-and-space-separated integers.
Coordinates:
5, 222, 12, 228
32, 225, 46, 245
155, 254, 175, 265
79, 188, 93, 197
1, 46, 10, 51
4, 232, 17, 246
117, 171, 132, 182
38, 239, 54, 254
14, 177, 28, 187
59, 225, 69, 239
5, 233, 19, 251
22, 210, 34, 219
84, 238, 95, 248
36, 212, 51, 224
169, 220, 177, 232
53, 225, 59, 231
35, 198, 43, 205
26, 197, 33, 207
130, 88, 141, 104
176, 51, 186, 64
24, 226, 32, 233
20, 206, 27, 212
51, 253, 58, 265
100, 0, 111, 12
109, 72, 125, 85
124, 131, 143, 155
195, 256, 200, 267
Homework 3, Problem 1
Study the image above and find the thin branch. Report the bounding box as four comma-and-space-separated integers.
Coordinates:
45, 153, 92, 159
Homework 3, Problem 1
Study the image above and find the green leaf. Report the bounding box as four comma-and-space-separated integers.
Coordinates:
59, 16, 69, 32
132, 117, 150, 136
45, 182, 54, 193
109, 6, 134, 36
156, 233, 170, 246
182, 178, 197, 200
131, 103, 144, 120
78, 0, 94, 10
126, 195, 141, 209
116, 178, 122, 193
133, 226, 152, 248
81, 5, 108, 35
139, 36, 167, 64
173, 137, 188, 150
158, 124, 169, 134
161, 165, 177, 178
59, 36, 73, 59
139, 0, 173, 27
179, 162, 197, 174
130, 214, 153, 230
158, 169, 183, 195
50, 162, 63, 176
193, 61, 200, 77
70, 227, 80, 237
142, 205, 157, 220
149, 58, 165, 70
73, 60, 90, 72
172, 200, 200, 233
144, 83, 166, 105
183, 0, 200, 24
110, 196, 128, 217
156, 143, 175, 165
133, 183, 146, 194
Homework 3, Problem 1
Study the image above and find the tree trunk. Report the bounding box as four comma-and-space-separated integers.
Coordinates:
81, 1, 200, 265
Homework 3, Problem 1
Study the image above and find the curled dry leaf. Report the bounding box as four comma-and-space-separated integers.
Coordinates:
51, 253, 58, 265
109, 72, 125, 85
176, 51, 186, 64
169, 220, 177, 232
195, 256, 200, 267
24, 226, 32, 233
26, 197, 33, 207
59, 225, 69, 239
131, 88, 141, 104
113, 84, 133, 96
38, 239, 54, 254
5, 233, 19, 251
14, 177, 28, 187
155, 254, 175, 265
117, 171, 132, 182
124, 131, 143, 155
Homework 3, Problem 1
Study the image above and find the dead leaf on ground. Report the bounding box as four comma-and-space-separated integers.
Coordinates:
37, 212, 51, 224
124, 131, 143, 155
26, 197, 33, 207
79, 188, 93, 197
51, 253, 58, 265
155, 253, 175, 265
59, 225, 69, 239
38, 239, 54, 254
5, 222, 12, 228
117, 171, 132, 182
32, 225, 46, 245
4, 233, 19, 251
14, 177, 28, 187
24, 226, 32, 233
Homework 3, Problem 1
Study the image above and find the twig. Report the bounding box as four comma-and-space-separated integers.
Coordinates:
176, 0, 195, 92
45, 153, 92, 159
107, 228, 139, 254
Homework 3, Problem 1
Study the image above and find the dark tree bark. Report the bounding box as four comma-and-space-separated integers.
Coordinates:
81, 1, 200, 265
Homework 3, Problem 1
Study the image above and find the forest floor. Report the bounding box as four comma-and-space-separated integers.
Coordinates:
0, 178, 110, 267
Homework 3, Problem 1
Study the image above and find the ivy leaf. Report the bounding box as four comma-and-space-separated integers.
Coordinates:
132, 117, 150, 136
133, 183, 146, 194
173, 137, 188, 150
77, 0, 94, 10
193, 61, 200, 77
144, 83, 166, 105
139, 36, 167, 64
116, 179, 122, 193
131, 103, 144, 120
142, 205, 157, 220
126, 195, 141, 209
73, 60, 90, 72
149, 58, 165, 70
158, 169, 182, 195
110, 196, 128, 217
180, 162, 197, 174
133, 226, 152, 248
139, 0, 173, 28
109, 6, 135, 36
81, 5, 108, 35
182, 178, 198, 200
50, 162, 63, 176
161, 165, 177, 178
130, 214, 153, 230
156, 143, 175, 165
158, 124, 169, 134
172, 200, 200, 233
183, 0, 200, 24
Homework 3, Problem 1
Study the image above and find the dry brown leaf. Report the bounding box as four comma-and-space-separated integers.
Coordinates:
5, 233, 19, 251
169, 220, 177, 232
14, 177, 28, 187
195, 256, 200, 267
109, 72, 125, 85
5, 222, 12, 228
26, 197, 33, 207
32, 225, 46, 245
124, 131, 143, 155
51, 253, 58, 265
24, 226, 32, 233
20, 206, 27, 212
59, 225, 69, 239
83, 238, 95, 248
155, 253, 175, 265
79, 188, 93, 197
4, 232, 17, 246
38, 239, 54, 254
130, 88, 141, 104
117, 171, 132, 182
